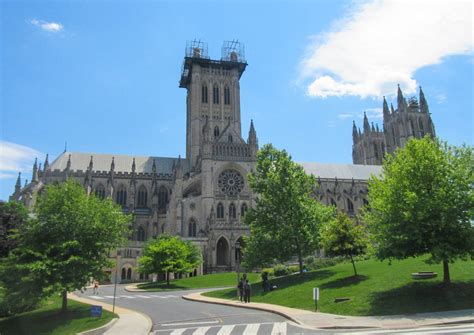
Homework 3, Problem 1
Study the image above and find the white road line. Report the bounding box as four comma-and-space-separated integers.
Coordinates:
161, 320, 219, 327
119, 295, 135, 299
135, 295, 151, 299
243, 323, 260, 335
192, 326, 210, 335
88, 296, 104, 300
216, 325, 235, 335
163, 295, 178, 298
271, 322, 287, 335
103, 295, 116, 299
169, 329, 186, 335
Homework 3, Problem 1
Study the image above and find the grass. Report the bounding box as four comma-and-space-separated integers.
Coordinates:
0, 295, 116, 335
137, 272, 261, 291
204, 257, 474, 316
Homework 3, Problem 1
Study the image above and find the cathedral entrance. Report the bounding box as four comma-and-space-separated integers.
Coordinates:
216, 237, 229, 266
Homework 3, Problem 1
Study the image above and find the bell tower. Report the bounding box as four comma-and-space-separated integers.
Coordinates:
179, 40, 247, 168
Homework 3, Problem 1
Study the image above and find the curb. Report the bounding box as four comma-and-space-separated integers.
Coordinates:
78, 318, 118, 335
124, 284, 147, 292
182, 292, 302, 325
69, 293, 153, 335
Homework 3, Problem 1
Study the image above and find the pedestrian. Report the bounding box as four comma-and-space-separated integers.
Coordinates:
93, 279, 99, 295
243, 280, 251, 303
237, 278, 244, 302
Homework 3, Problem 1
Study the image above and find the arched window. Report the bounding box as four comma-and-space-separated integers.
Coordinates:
347, 199, 354, 213
217, 202, 224, 219
214, 126, 220, 138
121, 268, 126, 280
95, 184, 105, 200
240, 203, 248, 217
137, 226, 146, 242
188, 218, 197, 237
158, 186, 169, 213
116, 186, 127, 207
137, 185, 148, 208
330, 198, 337, 206
363, 198, 369, 207
228, 135, 233, 143
224, 86, 230, 105
229, 203, 236, 219
202, 84, 208, 103
419, 118, 425, 137
127, 268, 132, 280
213, 85, 219, 104
392, 125, 397, 145
410, 119, 416, 137
373, 143, 379, 159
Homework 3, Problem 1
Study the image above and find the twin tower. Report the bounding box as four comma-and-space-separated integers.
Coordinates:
352, 85, 436, 165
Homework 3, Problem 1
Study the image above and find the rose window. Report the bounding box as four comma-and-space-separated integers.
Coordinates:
218, 170, 244, 196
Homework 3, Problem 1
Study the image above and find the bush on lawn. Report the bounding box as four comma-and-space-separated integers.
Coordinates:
273, 264, 290, 276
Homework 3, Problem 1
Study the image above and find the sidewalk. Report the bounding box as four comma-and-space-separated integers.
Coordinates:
68, 293, 152, 335
183, 291, 474, 330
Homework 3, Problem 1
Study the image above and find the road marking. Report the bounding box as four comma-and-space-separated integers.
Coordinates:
192, 326, 210, 335
104, 295, 116, 299
271, 322, 287, 335
119, 295, 135, 299
216, 325, 235, 335
135, 295, 151, 299
163, 295, 178, 298
169, 329, 186, 335
243, 323, 260, 335
161, 320, 219, 327
88, 296, 104, 300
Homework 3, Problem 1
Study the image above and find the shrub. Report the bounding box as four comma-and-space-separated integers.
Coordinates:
273, 264, 289, 276
261, 268, 274, 278
305, 257, 344, 271
288, 265, 299, 273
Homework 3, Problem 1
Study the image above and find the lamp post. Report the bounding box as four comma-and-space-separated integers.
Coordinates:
112, 250, 120, 314
235, 241, 240, 299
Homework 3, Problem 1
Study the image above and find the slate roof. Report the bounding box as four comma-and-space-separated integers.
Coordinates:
299, 162, 382, 180
49, 152, 188, 174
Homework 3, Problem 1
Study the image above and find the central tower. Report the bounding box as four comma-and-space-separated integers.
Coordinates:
180, 40, 247, 168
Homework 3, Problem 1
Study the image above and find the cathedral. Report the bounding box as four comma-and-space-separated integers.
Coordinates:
9, 41, 435, 283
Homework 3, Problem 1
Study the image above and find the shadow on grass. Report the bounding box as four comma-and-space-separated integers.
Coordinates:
321, 275, 369, 289
137, 282, 189, 290
367, 280, 474, 316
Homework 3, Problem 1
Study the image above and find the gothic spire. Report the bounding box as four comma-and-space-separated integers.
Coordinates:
43, 154, 49, 172
363, 112, 370, 133
88, 155, 94, 171
419, 86, 429, 114
397, 84, 407, 112
110, 156, 115, 172
383, 96, 390, 119
390, 103, 395, 114
152, 159, 157, 174
371, 122, 375, 132
64, 154, 71, 180
376, 123, 380, 132
352, 120, 358, 140
248, 119, 257, 145
32, 158, 38, 182
132, 157, 136, 173
15, 172, 22, 192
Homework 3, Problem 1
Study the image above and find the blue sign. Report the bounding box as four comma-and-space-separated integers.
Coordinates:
91, 305, 102, 317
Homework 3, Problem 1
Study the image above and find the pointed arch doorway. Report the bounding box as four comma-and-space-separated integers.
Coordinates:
216, 237, 229, 266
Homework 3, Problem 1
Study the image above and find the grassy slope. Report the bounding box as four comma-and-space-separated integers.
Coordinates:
0, 296, 116, 335
137, 272, 261, 291
204, 257, 474, 316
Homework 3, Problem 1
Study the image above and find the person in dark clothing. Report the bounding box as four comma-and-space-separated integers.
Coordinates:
243, 280, 251, 303
237, 278, 244, 302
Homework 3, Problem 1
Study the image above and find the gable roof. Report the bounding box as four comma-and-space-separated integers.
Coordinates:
299, 162, 382, 180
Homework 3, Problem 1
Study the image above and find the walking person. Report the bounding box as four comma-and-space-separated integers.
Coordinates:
243, 280, 251, 303
237, 278, 244, 302
93, 279, 99, 295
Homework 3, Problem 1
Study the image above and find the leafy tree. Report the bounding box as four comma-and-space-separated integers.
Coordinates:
0, 180, 131, 313
0, 201, 28, 258
364, 137, 474, 285
243, 144, 335, 274
138, 234, 202, 285
321, 212, 367, 276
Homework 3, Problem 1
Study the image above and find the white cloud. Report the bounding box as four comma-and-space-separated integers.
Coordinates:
300, 0, 473, 98
0, 141, 42, 180
435, 93, 447, 104
337, 113, 354, 119
30, 19, 63, 32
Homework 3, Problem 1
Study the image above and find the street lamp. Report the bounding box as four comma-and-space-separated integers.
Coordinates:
112, 250, 120, 314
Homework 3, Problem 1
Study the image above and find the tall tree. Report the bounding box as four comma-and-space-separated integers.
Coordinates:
1, 180, 131, 313
243, 144, 334, 274
0, 201, 28, 258
320, 212, 367, 276
364, 137, 474, 285
138, 234, 202, 286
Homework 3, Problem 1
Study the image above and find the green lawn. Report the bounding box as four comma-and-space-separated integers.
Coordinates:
0, 295, 116, 335
204, 257, 474, 316
137, 272, 261, 291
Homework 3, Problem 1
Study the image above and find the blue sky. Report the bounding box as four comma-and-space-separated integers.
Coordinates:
1, 0, 473, 200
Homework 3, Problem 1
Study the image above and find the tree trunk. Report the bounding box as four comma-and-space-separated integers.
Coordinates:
61, 289, 68, 313
298, 253, 304, 275
166, 272, 170, 286
443, 259, 451, 286
349, 254, 358, 277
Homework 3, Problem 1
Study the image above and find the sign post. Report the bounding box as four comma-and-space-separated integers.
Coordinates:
313, 287, 319, 312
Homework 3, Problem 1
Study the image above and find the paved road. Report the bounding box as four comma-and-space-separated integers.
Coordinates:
75, 285, 474, 335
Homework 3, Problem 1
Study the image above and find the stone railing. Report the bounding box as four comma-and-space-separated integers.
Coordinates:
211, 143, 253, 161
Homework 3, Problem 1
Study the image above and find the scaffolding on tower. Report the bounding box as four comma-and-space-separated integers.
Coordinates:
221, 40, 245, 63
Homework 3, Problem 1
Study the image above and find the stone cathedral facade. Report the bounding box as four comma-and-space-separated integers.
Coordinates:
10, 41, 435, 283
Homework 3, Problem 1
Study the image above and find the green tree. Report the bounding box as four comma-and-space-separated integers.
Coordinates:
0, 201, 28, 258
364, 137, 474, 285
243, 144, 335, 274
321, 212, 367, 276
138, 234, 202, 286
0, 180, 131, 313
